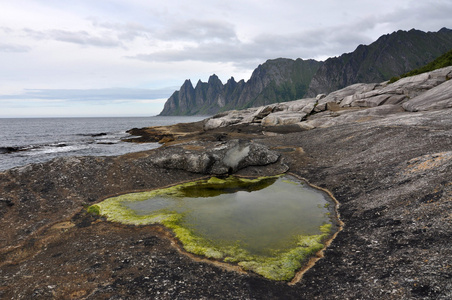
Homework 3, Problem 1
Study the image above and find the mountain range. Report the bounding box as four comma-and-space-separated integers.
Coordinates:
159, 28, 452, 116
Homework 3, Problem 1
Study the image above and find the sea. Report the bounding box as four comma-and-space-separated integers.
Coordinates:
0, 116, 207, 172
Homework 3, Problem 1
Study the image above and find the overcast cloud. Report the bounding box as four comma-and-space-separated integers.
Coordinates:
0, 0, 450, 117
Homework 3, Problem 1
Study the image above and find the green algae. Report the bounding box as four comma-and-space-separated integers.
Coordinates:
86, 204, 100, 215
89, 175, 337, 281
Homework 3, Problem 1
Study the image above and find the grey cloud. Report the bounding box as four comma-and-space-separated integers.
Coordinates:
128, 11, 415, 68
159, 19, 238, 43
0, 43, 31, 53
128, 0, 451, 67
23, 28, 123, 48
371, 1, 452, 33
0, 26, 13, 34
128, 26, 369, 67
50, 30, 123, 47
0, 87, 176, 101
130, 41, 259, 65
89, 18, 154, 41
23, 28, 48, 40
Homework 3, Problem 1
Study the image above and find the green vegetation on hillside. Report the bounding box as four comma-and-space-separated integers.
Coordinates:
389, 49, 452, 83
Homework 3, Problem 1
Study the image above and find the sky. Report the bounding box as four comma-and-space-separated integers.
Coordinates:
0, 0, 451, 117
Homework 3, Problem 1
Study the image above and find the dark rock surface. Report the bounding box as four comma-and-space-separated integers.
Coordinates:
1, 76, 452, 299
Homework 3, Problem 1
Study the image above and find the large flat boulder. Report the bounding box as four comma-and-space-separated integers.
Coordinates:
151, 139, 288, 175
402, 79, 452, 111
261, 112, 307, 126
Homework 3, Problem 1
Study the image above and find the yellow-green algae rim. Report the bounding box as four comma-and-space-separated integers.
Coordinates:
88, 175, 334, 281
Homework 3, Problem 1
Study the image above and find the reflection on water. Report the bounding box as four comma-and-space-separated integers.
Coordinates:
125, 175, 333, 256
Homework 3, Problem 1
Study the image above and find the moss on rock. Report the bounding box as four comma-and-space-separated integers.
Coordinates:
88, 175, 335, 281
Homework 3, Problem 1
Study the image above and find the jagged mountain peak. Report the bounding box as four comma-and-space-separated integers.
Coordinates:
183, 78, 193, 85
160, 28, 452, 116
306, 27, 452, 96
226, 76, 237, 84
439, 27, 452, 33
207, 74, 222, 85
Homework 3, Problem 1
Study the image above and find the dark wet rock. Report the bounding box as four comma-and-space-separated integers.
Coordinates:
91, 132, 107, 137
0, 146, 23, 154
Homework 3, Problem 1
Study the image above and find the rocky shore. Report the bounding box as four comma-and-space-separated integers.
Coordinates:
1, 68, 451, 299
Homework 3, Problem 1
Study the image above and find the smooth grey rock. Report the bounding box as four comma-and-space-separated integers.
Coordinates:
202, 67, 452, 131
151, 140, 284, 175
272, 103, 290, 113
313, 102, 327, 112
286, 98, 316, 112
340, 95, 355, 107
353, 94, 407, 107
301, 101, 317, 114
251, 105, 274, 122
379, 66, 452, 99
350, 94, 391, 107
203, 118, 231, 130
341, 89, 407, 108
318, 83, 379, 106
305, 105, 405, 129
203, 109, 258, 130
297, 121, 316, 131
261, 112, 307, 126
402, 79, 452, 111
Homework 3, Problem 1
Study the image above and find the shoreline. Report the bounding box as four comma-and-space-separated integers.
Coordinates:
1, 72, 452, 298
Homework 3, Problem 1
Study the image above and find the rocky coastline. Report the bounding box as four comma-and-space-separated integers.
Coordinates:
1, 68, 451, 299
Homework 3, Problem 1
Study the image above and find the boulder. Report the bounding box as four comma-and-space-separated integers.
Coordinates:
251, 105, 275, 123
301, 101, 317, 114
316, 94, 326, 100
286, 98, 316, 112
203, 109, 258, 130
261, 112, 307, 126
151, 139, 287, 175
350, 94, 408, 107
402, 79, 452, 111
340, 89, 407, 107
203, 118, 232, 131
313, 102, 328, 112
318, 83, 379, 106
302, 105, 405, 129
379, 66, 452, 99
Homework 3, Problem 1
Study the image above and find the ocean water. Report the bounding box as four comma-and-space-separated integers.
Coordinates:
0, 116, 206, 171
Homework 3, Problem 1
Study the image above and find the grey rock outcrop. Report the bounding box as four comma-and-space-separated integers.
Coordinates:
151, 139, 288, 175
202, 66, 452, 131
402, 69, 452, 111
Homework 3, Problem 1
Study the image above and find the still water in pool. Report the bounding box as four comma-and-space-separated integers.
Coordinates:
92, 175, 338, 280
124, 175, 333, 256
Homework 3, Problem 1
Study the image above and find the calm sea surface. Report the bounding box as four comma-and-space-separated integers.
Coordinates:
0, 116, 206, 171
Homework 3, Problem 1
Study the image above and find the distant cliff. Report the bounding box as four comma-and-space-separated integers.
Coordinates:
160, 28, 452, 116
307, 27, 452, 96
159, 58, 321, 116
